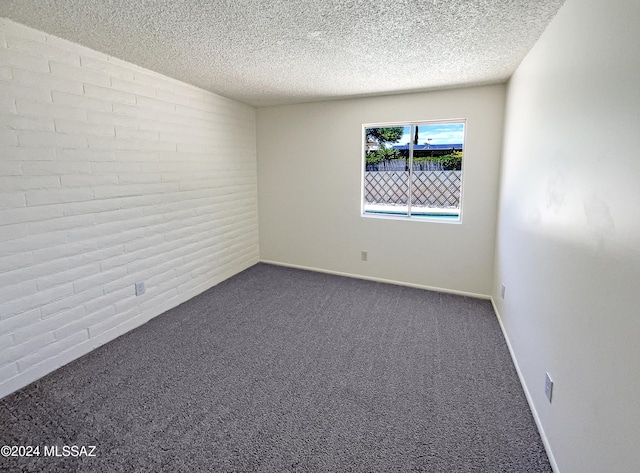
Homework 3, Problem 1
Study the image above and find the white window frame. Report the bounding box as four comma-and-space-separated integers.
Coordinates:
361, 119, 466, 224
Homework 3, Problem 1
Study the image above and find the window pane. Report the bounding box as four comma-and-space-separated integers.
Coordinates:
410, 123, 463, 219
363, 126, 409, 216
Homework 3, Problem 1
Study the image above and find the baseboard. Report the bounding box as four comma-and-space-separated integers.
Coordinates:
490, 297, 560, 473
260, 259, 491, 300
0, 256, 260, 400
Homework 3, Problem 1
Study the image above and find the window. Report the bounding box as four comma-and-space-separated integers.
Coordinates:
362, 120, 465, 221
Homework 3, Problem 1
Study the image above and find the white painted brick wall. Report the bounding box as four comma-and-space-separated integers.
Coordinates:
0, 18, 259, 398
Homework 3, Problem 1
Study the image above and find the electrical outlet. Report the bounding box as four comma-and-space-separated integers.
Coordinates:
135, 281, 145, 296
500, 284, 506, 299
545, 372, 553, 403
361, 250, 368, 261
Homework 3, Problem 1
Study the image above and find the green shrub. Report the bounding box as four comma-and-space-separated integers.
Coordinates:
413, 151, 462, 170
365, 147, 402, 166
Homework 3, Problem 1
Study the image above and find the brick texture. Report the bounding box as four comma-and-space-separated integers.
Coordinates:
0, 18, 259, 398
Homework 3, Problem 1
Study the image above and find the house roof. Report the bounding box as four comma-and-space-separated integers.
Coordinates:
393, 144, 463, 151
0, 1, 566, 107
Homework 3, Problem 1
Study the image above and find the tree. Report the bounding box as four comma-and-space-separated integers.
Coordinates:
366, 127, 403, 144
365, 127, 404, 169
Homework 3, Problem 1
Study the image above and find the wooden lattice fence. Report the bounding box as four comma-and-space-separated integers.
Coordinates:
364, 171, 461, 208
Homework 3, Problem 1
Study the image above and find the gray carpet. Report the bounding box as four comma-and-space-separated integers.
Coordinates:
1, 263, 552, 472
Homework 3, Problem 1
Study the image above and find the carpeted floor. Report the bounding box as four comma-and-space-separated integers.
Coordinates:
0, 263, 552, 472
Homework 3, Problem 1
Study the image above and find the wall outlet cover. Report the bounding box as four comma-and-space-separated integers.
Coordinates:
545, 371, 553, 403
135, 281, 146, 296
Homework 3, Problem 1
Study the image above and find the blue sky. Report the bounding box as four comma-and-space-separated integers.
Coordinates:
397, 123, 464, 145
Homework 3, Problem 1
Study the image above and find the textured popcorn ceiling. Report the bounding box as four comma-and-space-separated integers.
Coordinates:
0, 0, 566, 107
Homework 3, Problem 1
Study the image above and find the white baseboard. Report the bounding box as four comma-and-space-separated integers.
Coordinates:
259, 259, 490, 300
490, 298, 560, 473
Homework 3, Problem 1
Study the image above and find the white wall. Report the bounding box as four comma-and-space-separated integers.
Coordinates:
0, 19, 259, 398
493, 0, 640, 471
257, 85, 505, 296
